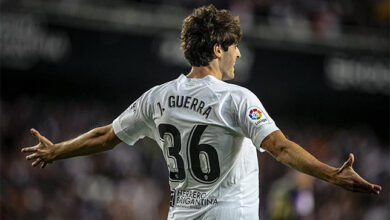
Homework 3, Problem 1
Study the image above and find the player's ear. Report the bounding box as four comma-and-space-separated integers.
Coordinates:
213, 44, 222, 58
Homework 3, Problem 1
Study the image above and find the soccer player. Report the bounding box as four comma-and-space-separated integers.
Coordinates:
22, 5, 381, 220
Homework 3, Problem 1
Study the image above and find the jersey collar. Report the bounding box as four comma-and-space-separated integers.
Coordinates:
179, 74, 220, 84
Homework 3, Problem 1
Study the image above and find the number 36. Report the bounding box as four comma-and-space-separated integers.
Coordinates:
158, 124, 220, 184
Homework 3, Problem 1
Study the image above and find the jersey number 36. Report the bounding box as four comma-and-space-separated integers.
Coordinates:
158, 124, 220, 184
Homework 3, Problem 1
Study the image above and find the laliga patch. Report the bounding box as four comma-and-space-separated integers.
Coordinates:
247, 106, 269, 127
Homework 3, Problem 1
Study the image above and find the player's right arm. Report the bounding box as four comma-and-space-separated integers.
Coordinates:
21, 124, 121, 168
232, 88, 381, 195
261, 130, 382, 194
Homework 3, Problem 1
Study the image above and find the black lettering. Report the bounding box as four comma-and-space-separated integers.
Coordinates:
184, 96, 191, 109
203, 107, 212, 119
176, 96, 184, 107
157, 102, 165, 116
197, 101, 205, 113
168, 96, 175, 107
190, 98, 198, 111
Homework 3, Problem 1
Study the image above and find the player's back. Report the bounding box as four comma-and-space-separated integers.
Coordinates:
113, 74, 278, 219
150, 75, 264, 219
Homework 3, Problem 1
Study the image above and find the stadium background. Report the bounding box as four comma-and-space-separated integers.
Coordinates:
1, 0, 389, 219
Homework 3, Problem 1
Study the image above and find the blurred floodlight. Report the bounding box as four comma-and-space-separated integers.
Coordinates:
325, 56, 390, 95
158, 32, 188, 67
1, 12, 70, 69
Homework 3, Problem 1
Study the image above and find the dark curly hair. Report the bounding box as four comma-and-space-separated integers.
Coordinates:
180, 5, 242, 67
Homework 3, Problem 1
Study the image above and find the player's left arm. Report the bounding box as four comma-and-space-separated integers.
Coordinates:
261, 130, 382, 194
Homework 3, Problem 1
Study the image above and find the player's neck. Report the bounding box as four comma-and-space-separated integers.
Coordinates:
187, 62, 223, 80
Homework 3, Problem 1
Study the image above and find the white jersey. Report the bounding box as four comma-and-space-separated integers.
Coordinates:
113, 74, 279, 220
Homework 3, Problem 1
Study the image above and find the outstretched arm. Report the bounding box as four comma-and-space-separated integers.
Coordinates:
21, 124, 121, 168
261, 130, 382, 194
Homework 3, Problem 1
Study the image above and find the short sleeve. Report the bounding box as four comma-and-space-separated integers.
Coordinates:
113, 90, 154, 146
234, 89, 279, 152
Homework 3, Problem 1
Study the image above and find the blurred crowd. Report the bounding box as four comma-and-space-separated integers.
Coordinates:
1, 96, 388, 220
92, 0, 389, 28
228, 0, 388, 27
3, 0, 389, 29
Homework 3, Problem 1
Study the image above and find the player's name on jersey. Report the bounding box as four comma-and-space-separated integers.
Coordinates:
171, 189, 218, 209
162, 95, 212, 119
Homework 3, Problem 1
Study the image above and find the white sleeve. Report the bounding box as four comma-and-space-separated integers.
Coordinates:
235, 89, 279, 152
112, 90, 154, 146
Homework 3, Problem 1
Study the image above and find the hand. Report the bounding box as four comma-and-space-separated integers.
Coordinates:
335, 153, 382, 195
21, 128, 56, 168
